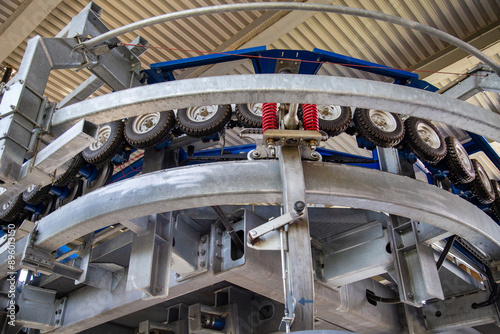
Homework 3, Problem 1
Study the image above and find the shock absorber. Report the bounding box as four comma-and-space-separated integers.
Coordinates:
262, 103, 278, 133
302, 104, 319, 131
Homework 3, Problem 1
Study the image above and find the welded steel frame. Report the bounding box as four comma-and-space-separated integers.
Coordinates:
2, 161, 497, 265
1, 2, 500, 333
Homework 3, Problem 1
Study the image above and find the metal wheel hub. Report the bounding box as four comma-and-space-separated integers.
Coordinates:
89, 124, 112, 151
133, 112, 161, 134
247, 103, 263, 117
187, 105, 218, 122
369, 109, 397, 132
478, 168, 493, 192
456, 144, 472, 171
2, 200, 12, 211
417, 123, 441, 149
318, 105, 341, 120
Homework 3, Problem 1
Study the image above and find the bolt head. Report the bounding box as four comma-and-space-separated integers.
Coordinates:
407, 292, 414, 299
200, 261, 206, 268
250, 230, 258, 236
294, 201, 306, 213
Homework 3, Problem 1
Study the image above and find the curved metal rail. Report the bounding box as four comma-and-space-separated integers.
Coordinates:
78, 2, 500, 75
52, 74, 500, 141
31, 161, 500, 260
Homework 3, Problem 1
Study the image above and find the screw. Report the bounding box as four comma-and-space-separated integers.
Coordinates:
250, 230, 258, 236
200, 261, 206, 268
200, 249, 206, 256
251, 150, 261, 158
155, 286, 163, 292
216, 240, 222, 247
175, 273, 180, 278
311, 151, 320, 160
216, 228, 222, 235
294, 201, 306, 213
407, 292, 414, 299
201, 236, 207, 244
216, 253, 222, 259
18, 79, 24, 84
10, 105, 15, 110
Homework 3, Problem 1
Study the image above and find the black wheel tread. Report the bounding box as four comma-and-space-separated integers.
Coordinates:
0, 194, 25, 222
124, 111, 175, 148
404, 117, 446, 164
22, 184, 52, 205
469, 159, 495, 204
491, 181, 500, 221
353, 108, 405, 148
177, 105, 232, 137
54, 153, 84, 187
82, 121, 124, 165
444, 136, 475, 184
235, 104, 262, 128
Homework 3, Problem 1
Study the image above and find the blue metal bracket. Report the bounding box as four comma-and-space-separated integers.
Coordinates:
144, 46, 267, 82
312, 48, 418, 84
251, 49, 323, 74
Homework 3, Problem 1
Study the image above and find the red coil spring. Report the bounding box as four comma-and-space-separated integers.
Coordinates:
302, 104, 319, 131
262, 103, 278, 133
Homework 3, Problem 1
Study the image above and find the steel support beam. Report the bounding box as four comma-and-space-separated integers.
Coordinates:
0, 160, 496, 279
279, 146, 314, 331
7, 161, 495, 261
52, 74, 500, 142
440, 71, 500, 101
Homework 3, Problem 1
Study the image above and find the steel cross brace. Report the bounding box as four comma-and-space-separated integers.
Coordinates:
247, 210, 303, 243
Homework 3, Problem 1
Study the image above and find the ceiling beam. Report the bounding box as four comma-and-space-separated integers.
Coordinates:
0, 0, 64, 63
410, 19, 500, 82
178, 0, 332, 79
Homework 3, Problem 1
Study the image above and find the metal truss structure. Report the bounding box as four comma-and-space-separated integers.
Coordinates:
0, 2, 500, 334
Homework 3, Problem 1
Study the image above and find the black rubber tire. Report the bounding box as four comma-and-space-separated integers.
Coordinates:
235, 104, 262, 128
353, 108, 405, 148
82, 121, 124, 165
469, 159, 495, 204
55, 178, 83, 210
404, 117, 447, 164
298, 105, 352, 137
0, 194, 25, 222
177, 105, 232, 137
491, 180, 500, 221
22, 184, 52, 205
82, 162, 113, 195
443, 136, 475, 184
54, 153, 84, 187
317, 105, 352, 137
124, 111, 175, 148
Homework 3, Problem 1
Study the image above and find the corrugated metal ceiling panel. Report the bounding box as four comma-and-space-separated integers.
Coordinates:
0, 0, 498, 167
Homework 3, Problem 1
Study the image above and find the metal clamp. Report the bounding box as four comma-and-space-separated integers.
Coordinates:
247, 201, 305, 243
